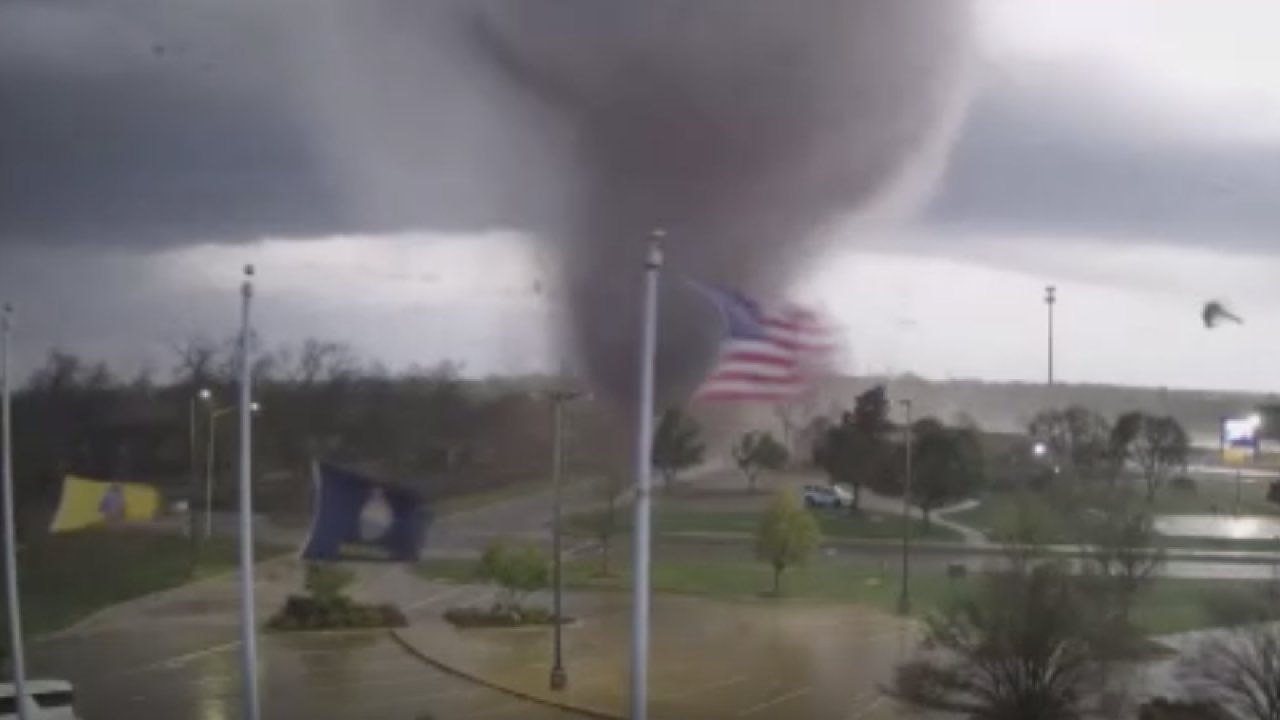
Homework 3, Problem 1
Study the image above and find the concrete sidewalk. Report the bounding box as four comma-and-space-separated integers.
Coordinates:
393, 581, 919, 720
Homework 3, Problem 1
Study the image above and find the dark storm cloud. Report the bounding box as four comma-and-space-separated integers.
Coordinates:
925, 74, 1280, 251
0, 0, 548, 246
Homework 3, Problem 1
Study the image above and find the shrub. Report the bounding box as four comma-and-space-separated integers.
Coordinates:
305, 563, 356, 603
1170, 475, 1197, 494
476, 539, 549, 609
443, 604, 559, 628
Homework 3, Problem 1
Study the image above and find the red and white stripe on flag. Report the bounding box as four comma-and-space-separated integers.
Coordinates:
696, 302, 836, 401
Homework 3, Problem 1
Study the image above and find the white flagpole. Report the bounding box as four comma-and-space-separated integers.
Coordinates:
631, 232, 663, 720
237, 266, 262, 720
1, 304, 29, 720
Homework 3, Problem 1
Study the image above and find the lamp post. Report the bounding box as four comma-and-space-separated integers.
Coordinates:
549, 388, 583, 692
1045, 285, 1057, 387
898, 398, 914, 615
188, 387, 211, 566
203, 396, 259, 539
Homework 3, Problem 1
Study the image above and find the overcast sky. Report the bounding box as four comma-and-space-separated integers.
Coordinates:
1, 0, 1278, 391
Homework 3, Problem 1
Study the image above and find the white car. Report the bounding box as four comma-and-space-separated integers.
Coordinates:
0, 680, 80, 719
802, 484, 852, 509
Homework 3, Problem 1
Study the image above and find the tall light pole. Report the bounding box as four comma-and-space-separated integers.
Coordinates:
897, 398, 914, 616
1045, 285, 1057, 387
548, 388, 583, 692
631, 231, 663, 720
1, 304, 29, 720
204, 397, 259, 539
188, 387, 211, 569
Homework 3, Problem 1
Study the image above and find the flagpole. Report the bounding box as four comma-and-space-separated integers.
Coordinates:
1, 304, 29, 720
237, 266, 262, 720
631, 232, 663, 720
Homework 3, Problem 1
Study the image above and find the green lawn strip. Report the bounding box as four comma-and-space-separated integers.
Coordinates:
567, 507, 964, 543
951, 485, 1280, 548
2, 529, 271, 640
434, 475, 596, 517
417, 557, 1268, 636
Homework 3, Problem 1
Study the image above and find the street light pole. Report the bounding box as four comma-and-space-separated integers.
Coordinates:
897, 398, 914, 615
1045, 285, 1057, 387
549, 389, 580, 691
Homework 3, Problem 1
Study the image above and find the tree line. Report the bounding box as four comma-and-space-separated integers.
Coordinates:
6, 338, 625, 531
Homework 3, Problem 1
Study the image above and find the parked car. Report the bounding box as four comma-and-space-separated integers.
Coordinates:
0, 680, 80, 720
802, 484, 852, 509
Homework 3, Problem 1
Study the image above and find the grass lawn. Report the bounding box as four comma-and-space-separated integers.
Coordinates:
417, 555, 1254, 636
950, 481, 1280, 548
569, 507, 965, 543
2, 529, 257, 641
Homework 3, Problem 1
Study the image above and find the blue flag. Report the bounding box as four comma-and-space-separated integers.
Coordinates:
302, 462, 430, 562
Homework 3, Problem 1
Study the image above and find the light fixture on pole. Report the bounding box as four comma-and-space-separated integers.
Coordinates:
1045, 285, 1057, 387
897, 398, 914, 616
203, 397, 259, 539
548, 388, 584, 692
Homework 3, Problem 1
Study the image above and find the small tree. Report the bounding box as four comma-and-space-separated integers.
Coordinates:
1132, 415, 1189, 501
477, 539, 549, 610
754, 490, 821, 595
890, 560, 1105, 720
908, 418, 984, 530
1083, 505, 1165, 632
305, 563, 356, 605
652, 408, 706, 492
732, 431, 789, 492
1180, 625, 1280, 720
585, 473, 626, 575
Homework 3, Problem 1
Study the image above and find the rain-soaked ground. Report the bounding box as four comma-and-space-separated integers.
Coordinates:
30, 619, 580, 720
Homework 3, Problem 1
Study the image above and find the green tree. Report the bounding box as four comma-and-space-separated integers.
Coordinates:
1028, 406, 1112, 484
891, 560, 1105, 720
476, 539, 549, 610
732, 431, 790, 491
813, 385, 893, 512
652, 408, 705, 492
908, 418, 985, 530
305, 563, 356, 605
584, 473, 626, 575
754, 490, 821, 595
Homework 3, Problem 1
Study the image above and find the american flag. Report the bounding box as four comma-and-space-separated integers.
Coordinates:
694, 285, 837, 401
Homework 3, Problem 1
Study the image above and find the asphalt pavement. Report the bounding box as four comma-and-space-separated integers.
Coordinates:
31, 621, 581, 720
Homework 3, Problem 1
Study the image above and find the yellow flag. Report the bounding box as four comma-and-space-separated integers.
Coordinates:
49, 475, 161, 533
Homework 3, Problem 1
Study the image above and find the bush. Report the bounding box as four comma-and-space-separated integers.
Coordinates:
476, 539, 549, 609
443, 604, 560, 628
1170, 475, 1197, 494
266, 595, 408, 632
305, 563, 356, 602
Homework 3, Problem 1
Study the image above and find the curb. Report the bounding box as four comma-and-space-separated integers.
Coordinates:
388, 628, 623, 720
659, 532, 1280, 566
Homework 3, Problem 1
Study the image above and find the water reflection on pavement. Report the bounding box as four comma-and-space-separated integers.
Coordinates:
31, 624, 580, 720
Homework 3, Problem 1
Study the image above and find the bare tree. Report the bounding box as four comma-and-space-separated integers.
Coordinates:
890, 560, 1105, 720
1084, 505, 1165, 631
1180, 625, 1280, 720
169, 336, 221, 388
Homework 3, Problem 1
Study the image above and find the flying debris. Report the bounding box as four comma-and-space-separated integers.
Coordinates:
1203, 301, 1243, 328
